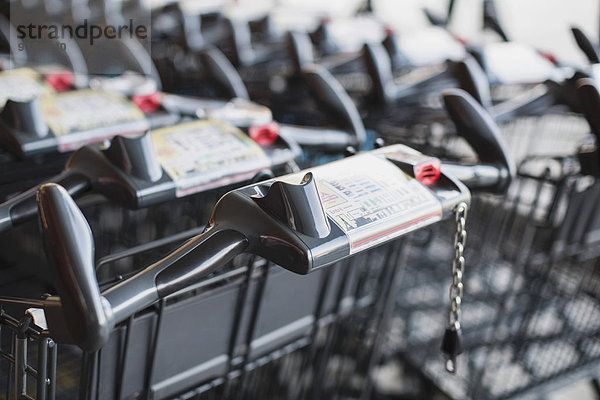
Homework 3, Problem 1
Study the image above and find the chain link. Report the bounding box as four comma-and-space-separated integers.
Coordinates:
448, 202, 468, 330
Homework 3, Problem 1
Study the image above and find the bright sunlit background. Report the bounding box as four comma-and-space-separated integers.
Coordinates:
145, 0, 599, 67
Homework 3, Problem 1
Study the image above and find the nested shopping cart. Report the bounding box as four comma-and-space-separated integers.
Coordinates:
0, 137, 514, 399
386, 81, 600, 399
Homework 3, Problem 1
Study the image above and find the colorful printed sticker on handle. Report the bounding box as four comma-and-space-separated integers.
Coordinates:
280, 152, 443, 254
39, 89, 148, 152
152, 120, 271, 197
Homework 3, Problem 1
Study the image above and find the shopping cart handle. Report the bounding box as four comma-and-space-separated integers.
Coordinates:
451, 57, 493, 109
0, 131, 165, 232
38, 184, 248, 351
309, 21, 338, 55
490, 83, 557, 124
452, 57, 560, 123
575, 78, 600, 172
38, 184, 114, 352
38, 144, 472, 350
225, 18, 275, 68
278, 124, 356, 150
571, 27, 600, 64
198, 46, 250, 100
482, 1, 510, 42
423, 7, 448, 27
302, 64, 367, 148
0, 170, 90, 233
443, 88, 515, 192
287, 31, 315, 73
362, 42, 453, 105
441, 163, 507, 191
248, 14, 273, 37
362, 42, 396, 105
381, 30, 411, 69
576, 78, 600, 140
225, 18, 255, 67
103, 227, 248, 324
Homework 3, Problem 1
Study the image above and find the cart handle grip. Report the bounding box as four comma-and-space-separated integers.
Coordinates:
443, 88, 515, 193
38, 183, 112, 352
0, 171, 89, 233
103, 227, 248, 324
302, 64, 367, 148
576, 78, 600, 142
198, 46, 250, 100
278, 124, 355, 150
1, 131, 162, 233
38, 184, 248, 352
287, 31, 315, 74
441, 163, 506, 191
362, 42, 397, 105
451, 57, 493, 110
571, 27, 600, 64
452, 57, 559, 124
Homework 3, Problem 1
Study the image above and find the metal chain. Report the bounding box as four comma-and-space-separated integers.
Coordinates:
448, 202, 468, 330
441, 202, 468, 374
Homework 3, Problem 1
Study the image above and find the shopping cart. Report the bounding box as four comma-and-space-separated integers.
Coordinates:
251, 64, 369, 167
287, 30, 463, 107
371, 49, 588, 169
0, 67, 153, 202
383, 80, 600, 400
0, 140, 524, 399
0, 117, 300, 232
448, 54, 590, 165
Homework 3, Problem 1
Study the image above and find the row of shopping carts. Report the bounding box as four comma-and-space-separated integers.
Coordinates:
0, 0, 598, 399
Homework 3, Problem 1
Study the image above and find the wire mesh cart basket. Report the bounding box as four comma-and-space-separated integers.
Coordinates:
388, 150, 600, 399
0, 144, 479, 399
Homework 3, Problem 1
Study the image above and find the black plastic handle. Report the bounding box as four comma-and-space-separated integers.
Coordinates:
0, 14, 27, 66
302, 64, 367, 148
452, 57, 558, 123
38, 183, 113, 352
451, 57, 493, 110
287, 31, 315, 74
571, 27, 600, 64
491, 83, 557, 124
309, 21, 338, 55
198, 46, 250, 100
576, 78, 600, 141
38, 184, 248, 351
225, 17, 255, 67
483, 0, 510, 42
103, 227, 248, 323
423, 8, 448, 27
0, 131, 164, 232
443, 88, 515, 192
248, 14, 273, 37
0, 171, 90, 233
278, 124, 356, 150
423, 0, 456, 27
363, 42, 452, 105
362, 42, 395, 105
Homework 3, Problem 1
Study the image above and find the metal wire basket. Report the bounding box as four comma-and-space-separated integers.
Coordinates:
388, 154, 600, 399
0, 226, 430, 399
